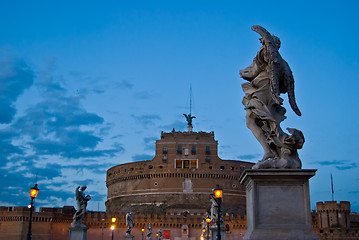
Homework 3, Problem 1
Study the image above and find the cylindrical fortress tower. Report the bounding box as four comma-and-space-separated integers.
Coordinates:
106, 130, 253, 215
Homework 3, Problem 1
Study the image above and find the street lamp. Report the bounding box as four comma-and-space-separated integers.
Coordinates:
27, 183, 39, 240
205, 216, 211, 240
142, 227, 145, 240
211, 184, 222, 240
111, 217, 116, 240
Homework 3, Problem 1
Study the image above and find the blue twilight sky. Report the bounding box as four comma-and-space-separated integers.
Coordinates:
0, 0, 358, 212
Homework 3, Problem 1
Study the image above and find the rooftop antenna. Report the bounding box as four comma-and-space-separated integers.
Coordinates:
183, 85, 196, 132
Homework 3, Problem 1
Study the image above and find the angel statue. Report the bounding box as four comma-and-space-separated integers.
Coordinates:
126, 212, 134, 236
147, 223, 152, 240
71, 185, 91, 227
183, 113, 196, 127
157, 229, 163, 240
239, 25, 304, 169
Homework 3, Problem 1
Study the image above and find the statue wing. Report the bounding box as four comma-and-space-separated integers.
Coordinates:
251, 25, 281, 105
75, 186, 80, 200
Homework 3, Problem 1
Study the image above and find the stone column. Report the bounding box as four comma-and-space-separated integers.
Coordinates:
69, 226, 88, 240
239, 169, 318, 240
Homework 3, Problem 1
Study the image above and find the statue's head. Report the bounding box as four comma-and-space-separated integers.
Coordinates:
80, 185, 87, 191
272, 35, 281, 50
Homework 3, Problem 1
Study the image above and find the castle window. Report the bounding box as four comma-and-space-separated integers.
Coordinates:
230, 166, 234, 170
162, 155, 167, 163
191, 146, 196, 155
184, 148, 189, 156
148, 165, 153, 169
183, 160, 190, 168
225, 224, 230, 231
220, 166, 225, 170
205, 146, 210, 154
176, 160, 182, 168
190, 160, 197, 168
163, 146, 167, 154
205, 156, 211, 163
177, 146, 182, 154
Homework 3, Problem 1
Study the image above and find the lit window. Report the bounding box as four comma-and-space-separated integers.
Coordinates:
183, 160, 189, 168
176, 160, 182, 168
190, 160, 197, 168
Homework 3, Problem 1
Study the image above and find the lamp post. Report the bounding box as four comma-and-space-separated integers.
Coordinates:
205, 216, 211, 240
27, 183, 39, 240
142, 227, 145, 240
111, 217, 116, 240
211, 184, 223, 240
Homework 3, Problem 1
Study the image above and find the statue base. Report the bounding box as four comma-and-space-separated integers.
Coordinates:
124, 234, 134, 240
210, 224, 226, 240
69, 226, 88, 240
239, 169, 318, 240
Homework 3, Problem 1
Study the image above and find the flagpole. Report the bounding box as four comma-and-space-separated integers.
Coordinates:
331, 173, 334, 201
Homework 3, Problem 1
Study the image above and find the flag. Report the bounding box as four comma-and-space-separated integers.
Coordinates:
331, 173, 334, 194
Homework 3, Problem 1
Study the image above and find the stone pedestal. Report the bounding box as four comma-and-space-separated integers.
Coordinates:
210, 225, 226, 240
239, 169, 318, 240
69, 226, 88, 240
124, 234, 134, 240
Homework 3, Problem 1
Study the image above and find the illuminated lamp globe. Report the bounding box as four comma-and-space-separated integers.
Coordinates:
213, 184, 222, 199
30, 184, 39, 198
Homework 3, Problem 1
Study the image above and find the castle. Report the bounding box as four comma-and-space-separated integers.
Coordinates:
106, 129, 253, 215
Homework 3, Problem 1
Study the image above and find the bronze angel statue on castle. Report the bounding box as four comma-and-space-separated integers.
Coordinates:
240, 25, 304, 169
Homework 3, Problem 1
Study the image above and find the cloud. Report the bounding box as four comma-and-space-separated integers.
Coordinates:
132, 154, 154, 162
31, 163, 63, 180
160, 120, 186, 132
131, 114, 161, 126
7, 67, 124, 160
238, 154, 260, 160
0, 58, 35, 123
134, 91, 152, 99
0, 59, 124, 207
115, 80, 134, 90
314, 160, 357, 171
143, 137, 157, 151
0, 130, 24, 167
72, 179, 95, 187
